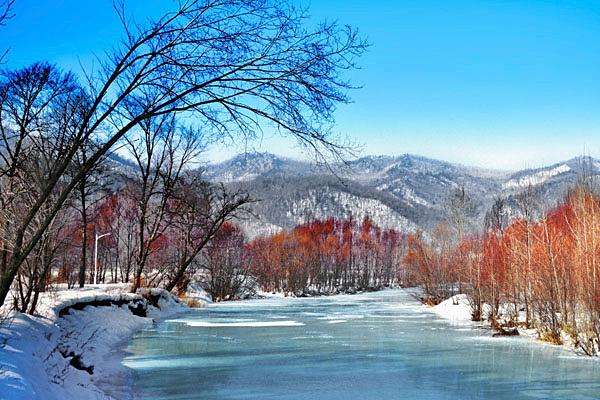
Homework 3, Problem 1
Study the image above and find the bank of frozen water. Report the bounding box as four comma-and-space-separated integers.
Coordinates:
0, 285, 199, 400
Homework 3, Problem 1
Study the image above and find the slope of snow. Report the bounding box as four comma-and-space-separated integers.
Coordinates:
398, 186, 430, 207
0, 285, 198, 400
287, 190, 417, 231
503, 164, 571, 189
426, 294, 493, 326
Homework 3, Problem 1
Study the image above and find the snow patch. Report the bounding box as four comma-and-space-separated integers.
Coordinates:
185, 320, 304, 328
288, 190, 417, 231
503, 164, 571, 189
428, 294, 473, 324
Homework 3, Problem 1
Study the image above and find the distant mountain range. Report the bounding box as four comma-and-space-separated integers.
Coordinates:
200, 152, 600, 238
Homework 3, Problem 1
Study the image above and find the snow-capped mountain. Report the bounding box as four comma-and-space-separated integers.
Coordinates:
203, 153, 600, 238
203, 152, 316, 182
342, 154, 503, 211
503, 164, 572, 190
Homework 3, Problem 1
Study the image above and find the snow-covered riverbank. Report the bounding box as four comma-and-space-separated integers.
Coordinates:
424, 294, 598, 359
1, 286, 393, 400
0, 285, 205, 400
426, 294, 476, 324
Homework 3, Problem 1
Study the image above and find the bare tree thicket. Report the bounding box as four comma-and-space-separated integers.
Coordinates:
0, 0, 366, 309
446, 185, 476, 241
405, 181, 600, 356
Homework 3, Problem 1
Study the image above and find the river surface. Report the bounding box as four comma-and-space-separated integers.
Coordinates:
122, 290, 600, 399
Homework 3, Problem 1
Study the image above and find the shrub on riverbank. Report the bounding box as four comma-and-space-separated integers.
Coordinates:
406, 185, 600, 356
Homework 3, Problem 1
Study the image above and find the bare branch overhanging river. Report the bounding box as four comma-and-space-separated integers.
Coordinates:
121, 290, 600, 400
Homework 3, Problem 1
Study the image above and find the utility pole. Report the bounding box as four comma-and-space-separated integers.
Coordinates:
94, 232, 111, 285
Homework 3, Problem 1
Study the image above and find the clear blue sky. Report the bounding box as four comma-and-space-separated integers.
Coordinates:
2, 0, 600, 170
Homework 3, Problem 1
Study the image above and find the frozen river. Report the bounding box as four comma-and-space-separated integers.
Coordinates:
122, 290, 600, 399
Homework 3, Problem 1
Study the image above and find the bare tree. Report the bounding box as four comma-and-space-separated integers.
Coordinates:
69, 139, 111, 288
0, 0, 366, 306
201, 222, 250, 301
575, 155, 599, 194
446, 185, 476, 241
513, 184, 540, 326
0, 0, 12, 27
125, 116, 203, 292
0, 63, 87, 307
0, 0, 14, 63
163, 176, 252, 292
484, 197, 508, 233
4, 65, 84, 311
515, 184, 540, 222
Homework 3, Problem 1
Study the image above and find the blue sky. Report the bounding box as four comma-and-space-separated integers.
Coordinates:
2, 0, 599, 170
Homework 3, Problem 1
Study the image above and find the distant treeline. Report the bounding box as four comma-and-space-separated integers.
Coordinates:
246, 217, 403, 296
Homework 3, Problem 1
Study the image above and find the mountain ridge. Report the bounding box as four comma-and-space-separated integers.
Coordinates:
200, 152, 599, 238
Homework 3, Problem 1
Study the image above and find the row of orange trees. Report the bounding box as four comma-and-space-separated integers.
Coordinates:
246, 217, 404, 295
405, 186, 600, 355
51, 204, 404, 302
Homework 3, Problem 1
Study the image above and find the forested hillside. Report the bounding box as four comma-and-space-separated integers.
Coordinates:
204, 152, 600, 238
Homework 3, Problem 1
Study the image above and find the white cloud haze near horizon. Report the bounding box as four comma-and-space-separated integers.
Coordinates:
204, 130, 600, 172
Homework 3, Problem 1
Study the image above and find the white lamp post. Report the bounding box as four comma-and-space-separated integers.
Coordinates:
94, 232, 111, 285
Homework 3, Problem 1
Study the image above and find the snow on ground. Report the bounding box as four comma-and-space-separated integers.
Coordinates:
0, 284, 204, 400
425, 293, 600, 359
184, 283, 213, 305
428, 294, 473, 324
425, 294, 495, 326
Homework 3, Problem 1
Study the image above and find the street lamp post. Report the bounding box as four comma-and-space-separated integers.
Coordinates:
94, 232, 111, 285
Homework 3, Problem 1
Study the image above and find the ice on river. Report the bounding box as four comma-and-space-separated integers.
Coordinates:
184, 320, 305, 327
122, 289, 600, 400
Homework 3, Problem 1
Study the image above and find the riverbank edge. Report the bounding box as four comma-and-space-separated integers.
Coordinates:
2, 284, 395, 400
92, 291, 197, 400
422, 293, 600, 359
0, 285, 207, 400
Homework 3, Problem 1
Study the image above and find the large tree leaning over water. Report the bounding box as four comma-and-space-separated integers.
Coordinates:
0, 0, 367, 306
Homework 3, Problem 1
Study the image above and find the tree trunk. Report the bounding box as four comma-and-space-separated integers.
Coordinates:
78, 183, 88, 288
